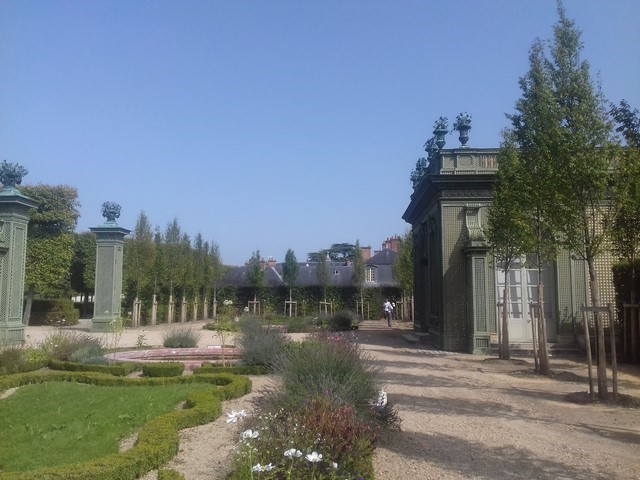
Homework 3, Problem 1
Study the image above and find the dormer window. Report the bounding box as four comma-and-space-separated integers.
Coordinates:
366, 267, 377, 283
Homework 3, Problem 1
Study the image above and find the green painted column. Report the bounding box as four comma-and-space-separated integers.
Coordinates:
89, 202, 130, 332
0, 163, 37, 345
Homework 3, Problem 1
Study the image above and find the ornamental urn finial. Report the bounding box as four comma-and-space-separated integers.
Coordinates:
453, 112, 472, 147
0, 161, 28, 189
432, 117, 449, 149
101, 202, 121, 223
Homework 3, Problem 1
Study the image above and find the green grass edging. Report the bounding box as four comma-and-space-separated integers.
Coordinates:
0, 371, 251, 479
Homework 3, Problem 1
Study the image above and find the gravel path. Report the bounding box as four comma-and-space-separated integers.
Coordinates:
140, 321, 640, 480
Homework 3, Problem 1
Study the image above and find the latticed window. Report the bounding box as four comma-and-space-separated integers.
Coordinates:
366, 267, 376, 283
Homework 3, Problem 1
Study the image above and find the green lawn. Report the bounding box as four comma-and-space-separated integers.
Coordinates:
0, 382, 213, 472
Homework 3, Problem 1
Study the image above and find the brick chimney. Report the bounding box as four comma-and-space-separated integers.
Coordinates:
267, 257, 277, 268
361, 246, 371, 261
382, 235, 400, 252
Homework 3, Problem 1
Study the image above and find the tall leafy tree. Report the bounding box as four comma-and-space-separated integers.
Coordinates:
69, 231, 96, 315
506, 2, 616, 392
124, 211, 156, 301
485, 139, 535, 360
393, 231, 414, 321
208, 242, 225, 318
21, 184, 80, 324
308, 243, 356, 262
163, 218, 181, 298
282, 248, 299, 313
152, 227, 165, 298
178, 232, 194, 299
246, 250, 264, 303
192, 233, 206, 300
315, 251, 330, 302
352, 240, 365, 316
609, 101, 640, 304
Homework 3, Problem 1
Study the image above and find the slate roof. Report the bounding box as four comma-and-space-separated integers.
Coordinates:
220, 249, 399, 289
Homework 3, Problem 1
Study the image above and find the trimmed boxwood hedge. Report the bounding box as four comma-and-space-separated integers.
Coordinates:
157, 469, 185, 480
48, 359, 140, 377
0, 371, 251, 480
192, 364, 267, 375
141, 362, 185, 377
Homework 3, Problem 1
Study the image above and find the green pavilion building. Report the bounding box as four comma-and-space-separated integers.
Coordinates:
403, 137, 616, 354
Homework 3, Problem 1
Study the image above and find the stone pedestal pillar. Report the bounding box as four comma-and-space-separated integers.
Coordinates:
90, 220, 130, 332
0, 187, 37, 345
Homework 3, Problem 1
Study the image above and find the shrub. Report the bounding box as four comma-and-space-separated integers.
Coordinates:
28, 299, 80, 326
227, 396, 377, 479
0, 347, 27, 375
235, 316, 287, 369
270, 331, 380, 419
142, 362, 185, 377
158, 469, 185, 480
162, 327, 201, 348
282, 316, 316, 333
69, 344, 105, 364
40, 330, 104, 361
328, 310, 358, 331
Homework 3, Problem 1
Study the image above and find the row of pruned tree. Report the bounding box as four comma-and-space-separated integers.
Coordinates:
485, 3, 639, 401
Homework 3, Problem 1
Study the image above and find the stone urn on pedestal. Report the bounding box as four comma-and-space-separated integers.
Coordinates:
453, 112, 472, 148
432, 116, 449, 149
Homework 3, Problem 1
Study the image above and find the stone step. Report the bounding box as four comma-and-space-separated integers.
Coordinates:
490, 342, 584, 357
402, 333, 421, 343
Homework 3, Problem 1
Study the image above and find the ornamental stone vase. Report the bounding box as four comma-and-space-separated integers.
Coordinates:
458, 125, 471, 147
433, 128, 448, 149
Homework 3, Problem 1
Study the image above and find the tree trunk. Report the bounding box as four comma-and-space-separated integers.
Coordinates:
502, 285, 510, 360
587, 257, 608, 400
23, 287, 34, 325
537, 281, 550, 375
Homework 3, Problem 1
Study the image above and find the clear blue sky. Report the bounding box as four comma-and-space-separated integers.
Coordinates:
1, 1, 638, 266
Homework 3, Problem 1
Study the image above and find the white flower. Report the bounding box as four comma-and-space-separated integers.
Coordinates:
264, 463, 274, 471
372, 388, 387, 408
226, 409, 247, 423
284, 448, 302, 458
305, 451, 323, 463
331, 462, 338, 469
242, 429, 259, 440
251, 464, 264, 472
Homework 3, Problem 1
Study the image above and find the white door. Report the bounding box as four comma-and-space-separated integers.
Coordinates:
496, 256, 556, 342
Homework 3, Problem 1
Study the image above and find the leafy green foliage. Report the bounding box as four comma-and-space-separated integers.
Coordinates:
162, 327, 201, 348
69, 232, 96, 298
246, 249, 264, 299
124, 211, 156, 299
308, 243, 356, 262
352, 240, 365, 300
282, 248, 299, 293
609, 101, 640, 283
393, 231, 414, 296
22, 185, 79, 299
28, 299, 80, 326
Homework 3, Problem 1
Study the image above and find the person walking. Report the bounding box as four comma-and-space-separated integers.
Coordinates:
383, 299, 394, 327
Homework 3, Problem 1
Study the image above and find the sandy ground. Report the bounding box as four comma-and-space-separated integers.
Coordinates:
22, 319, 640, 480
